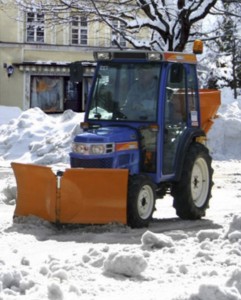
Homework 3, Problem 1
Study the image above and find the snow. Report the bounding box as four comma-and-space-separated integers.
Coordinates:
1, 87, 241, 299
0, 106, 22, 126
206, 87, 241, 160
0, 108, 83, 166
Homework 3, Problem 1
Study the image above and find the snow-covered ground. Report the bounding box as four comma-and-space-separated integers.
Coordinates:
1, 87, 241, 300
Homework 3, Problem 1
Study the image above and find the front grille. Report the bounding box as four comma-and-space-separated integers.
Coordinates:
118, 154, 130, 166
71, 157, 113, 169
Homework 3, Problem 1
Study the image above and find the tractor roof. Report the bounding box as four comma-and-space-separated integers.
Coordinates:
94, 50, 197, 64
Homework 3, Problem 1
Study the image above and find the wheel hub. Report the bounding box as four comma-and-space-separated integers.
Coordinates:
137, 185, 154, 219
191, 158, 209, 207
141, 197, 147, 207
193, 176, 200, 188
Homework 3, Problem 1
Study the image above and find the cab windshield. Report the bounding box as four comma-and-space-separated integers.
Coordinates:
87, 62, 161, 122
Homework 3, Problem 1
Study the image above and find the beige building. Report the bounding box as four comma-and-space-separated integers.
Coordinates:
0, 3, 131, 113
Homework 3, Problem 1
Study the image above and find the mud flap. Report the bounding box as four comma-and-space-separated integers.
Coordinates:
12, 163, 128, 225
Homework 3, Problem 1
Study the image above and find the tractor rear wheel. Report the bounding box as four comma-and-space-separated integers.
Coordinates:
127, 175, 156, 228
171, 143, 213, 220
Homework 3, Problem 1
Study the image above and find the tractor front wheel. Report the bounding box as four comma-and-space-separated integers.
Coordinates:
127, 175, 156, 228
171, 143, 213, 220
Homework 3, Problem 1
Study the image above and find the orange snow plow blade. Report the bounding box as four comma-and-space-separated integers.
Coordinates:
58, 168, 128, 224
12, 163, 57, 222
199, 89, 221, 133
12, 162, 128, 225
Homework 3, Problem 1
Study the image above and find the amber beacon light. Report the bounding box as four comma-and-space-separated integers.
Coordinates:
193, 40, 203, 55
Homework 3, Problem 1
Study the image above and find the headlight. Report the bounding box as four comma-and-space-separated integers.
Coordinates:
94, 52, 111, 60
72, 143, 114, 155
147, 52, 162, 61
91, 144, 105, 154
72, 143, 88, 154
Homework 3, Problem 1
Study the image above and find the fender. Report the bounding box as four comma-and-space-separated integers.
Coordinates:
173, 128, 206, 181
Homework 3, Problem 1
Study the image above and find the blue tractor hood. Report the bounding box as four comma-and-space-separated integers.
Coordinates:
70, 125, 140, 174
73, 126, 138, 144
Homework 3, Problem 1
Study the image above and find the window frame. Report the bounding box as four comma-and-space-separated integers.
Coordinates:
111, 20, 126, 48
26, 12, 45, 43
71, 15, 88, 45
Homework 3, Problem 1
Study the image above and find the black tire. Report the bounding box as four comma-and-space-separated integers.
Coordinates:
171, 142, 213, 220
127, 175, 156, 228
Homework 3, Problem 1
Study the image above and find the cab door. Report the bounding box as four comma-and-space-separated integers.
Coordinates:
162, 63, 199, 175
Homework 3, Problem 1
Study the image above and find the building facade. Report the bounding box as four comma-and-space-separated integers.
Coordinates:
0, 3, 131, 113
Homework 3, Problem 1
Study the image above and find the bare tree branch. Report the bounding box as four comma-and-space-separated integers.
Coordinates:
10, 0, 219, 51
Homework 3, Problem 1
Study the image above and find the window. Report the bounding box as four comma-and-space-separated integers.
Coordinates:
26, 12, 45, 43
111, 20, 126, 48
163, 63, 187, 174
165, 64, 187, 124
31, 76, 64, 112
71, 16, 88, 45
87, 62, 160, 121
187, 65, 198, 112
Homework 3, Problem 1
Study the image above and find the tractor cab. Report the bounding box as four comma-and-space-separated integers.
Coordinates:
70, 51, 202, 184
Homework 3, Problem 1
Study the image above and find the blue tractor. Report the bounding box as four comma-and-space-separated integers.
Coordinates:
69, 48, 220, 228
12, 45, 220, 228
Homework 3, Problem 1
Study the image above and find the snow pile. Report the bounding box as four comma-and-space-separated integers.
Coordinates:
189, 283, 241, 300
103, 250, 148, 277
141, 230, 174, 249
227, 269, 241, 296
225, 215, 241, 242
0, 107, 83, 165
196, 229, 221, 242
0, 177, 16, 205
188, 267, 241, 300
207, 87, 241, 160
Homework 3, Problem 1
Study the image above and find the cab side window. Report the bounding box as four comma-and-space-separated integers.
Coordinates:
165, 63, 187, 125
187, 65, 199, 127
163, 63, 187, 174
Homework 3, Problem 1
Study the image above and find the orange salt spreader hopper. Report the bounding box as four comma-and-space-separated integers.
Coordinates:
199, 89, 220, 134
